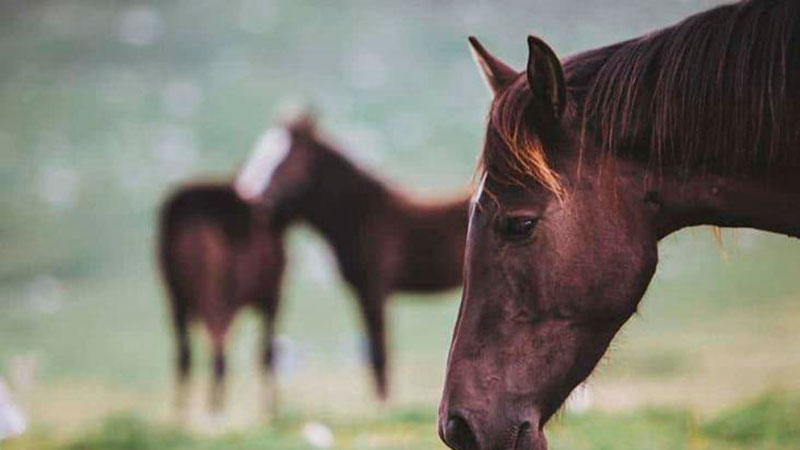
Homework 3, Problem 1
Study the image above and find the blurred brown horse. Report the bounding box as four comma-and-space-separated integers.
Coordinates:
440, 1, 800, 449
159, 182, 286, 415
241, 115, 470, 399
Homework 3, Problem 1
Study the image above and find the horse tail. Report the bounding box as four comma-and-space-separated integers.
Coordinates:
158, 192, 194, 413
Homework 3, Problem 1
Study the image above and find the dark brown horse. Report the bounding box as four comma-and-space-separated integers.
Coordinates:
159, 182, 286, 415
243, 115, 470, 399
439, 1, 800, 449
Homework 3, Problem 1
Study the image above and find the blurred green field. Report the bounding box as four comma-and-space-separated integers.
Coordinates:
1, 0, 800, 449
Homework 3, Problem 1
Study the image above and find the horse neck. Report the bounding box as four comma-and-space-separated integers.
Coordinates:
655, 166, 800, 240
301, 150, 398, 245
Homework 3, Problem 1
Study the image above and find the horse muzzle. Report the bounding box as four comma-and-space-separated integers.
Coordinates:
438, 405, 546, 450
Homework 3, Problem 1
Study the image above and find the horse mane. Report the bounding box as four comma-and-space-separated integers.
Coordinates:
486, 0, 800, 194
290, 115, 469, 210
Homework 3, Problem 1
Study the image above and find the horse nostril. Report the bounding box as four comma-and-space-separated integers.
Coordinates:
443, 414, 479, 450
514, 422, 533, 450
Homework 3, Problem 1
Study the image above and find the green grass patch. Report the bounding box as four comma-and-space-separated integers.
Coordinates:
7, 392, 800, 450
702, 390, 800, 446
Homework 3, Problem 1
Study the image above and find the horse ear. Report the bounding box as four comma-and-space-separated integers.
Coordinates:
468, 36, 518, 96
292, 111, 316, 134
526, 35, 566, 120
284, 109, 316, 138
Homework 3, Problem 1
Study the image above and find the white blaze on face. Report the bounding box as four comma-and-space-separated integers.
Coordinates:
234, 127, 292, 201
469, 172, 488, 222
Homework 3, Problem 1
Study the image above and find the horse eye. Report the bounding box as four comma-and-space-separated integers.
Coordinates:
502, 216, 538, 239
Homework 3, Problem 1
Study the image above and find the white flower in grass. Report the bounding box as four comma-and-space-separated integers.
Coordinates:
0, 379, 25, 441
302, 422, 334, 449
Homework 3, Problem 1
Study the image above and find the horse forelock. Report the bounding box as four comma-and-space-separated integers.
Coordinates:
481, 76, 565, 199
234, 127, 292, 201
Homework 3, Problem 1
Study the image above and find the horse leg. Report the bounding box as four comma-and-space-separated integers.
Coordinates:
355, 287, 389, 400
209, 333, 227, 415
260, 302, 280, 419
172, 303, 192, 418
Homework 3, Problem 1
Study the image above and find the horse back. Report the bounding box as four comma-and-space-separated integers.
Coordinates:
391, 198, 469, 293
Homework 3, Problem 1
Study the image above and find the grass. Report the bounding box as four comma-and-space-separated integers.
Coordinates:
551, 392, 800, 450
7, 392, 800, 450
